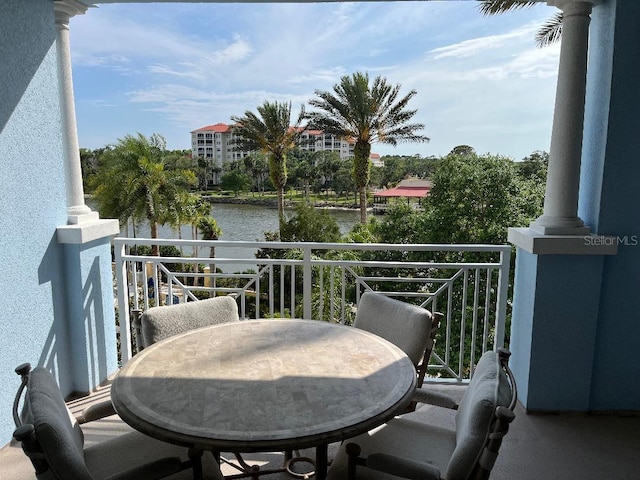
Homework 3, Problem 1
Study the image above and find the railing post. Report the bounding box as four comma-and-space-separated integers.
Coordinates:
303, 246, 312, 320
494, 247, 511, 349
114, 240, 133, 363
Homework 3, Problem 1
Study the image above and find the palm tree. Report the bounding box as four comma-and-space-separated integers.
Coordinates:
199, 216, 222, 258
478, 0, 562, 48
199, 215, 222, 292
231, 102, 305, 224
91, 133, 195, 255
307, 72, 429, 223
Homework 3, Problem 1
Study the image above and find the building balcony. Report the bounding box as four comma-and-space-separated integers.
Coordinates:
6, 238, 639, 478
4, 369, 639, 479
111, 238, 511, 370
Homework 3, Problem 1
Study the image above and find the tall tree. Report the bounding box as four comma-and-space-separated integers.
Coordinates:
288, 149, 317, 200
231, 101, 305, 223
307, 71, 429, 223
423, 152, 542, 244
220, 170, 251, 197
91, 133, 195, 255
478, 0, 562, 48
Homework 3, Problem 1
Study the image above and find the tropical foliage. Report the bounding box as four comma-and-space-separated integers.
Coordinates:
279, 202, 341, 243
90, 133, 195, 254
478, 0, 562, 48
306, 71, 429, 223
423, 153, 530, 244
231, 101, 305, 223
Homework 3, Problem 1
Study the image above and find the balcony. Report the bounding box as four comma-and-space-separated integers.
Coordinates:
4, 373, 640, 479
4, 238, 640, 479
107, 239, 640, 478
113, 238, 511, 371
3, 2, 640, 478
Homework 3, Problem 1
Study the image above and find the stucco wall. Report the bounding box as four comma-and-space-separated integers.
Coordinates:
582, 0, 640, 410
0, 0, 74, 441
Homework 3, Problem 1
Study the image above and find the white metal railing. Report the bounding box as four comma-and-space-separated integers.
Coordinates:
113, 238, 511, 382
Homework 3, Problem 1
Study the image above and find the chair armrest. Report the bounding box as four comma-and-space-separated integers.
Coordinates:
367, 453, 442, 480
105, 457, 186, 480
77, 400, 117, 424
412, 387, 458, 410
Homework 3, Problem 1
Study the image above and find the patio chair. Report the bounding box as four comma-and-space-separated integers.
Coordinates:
12, 363, 223, 480
137, 295, 278, 478
137, 295, 239, 349
354, 292, 443, 395
326, 348, 517, 480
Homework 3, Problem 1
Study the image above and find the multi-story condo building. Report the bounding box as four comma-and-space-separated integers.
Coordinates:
190, 123, 247, 185
191, 123, 384, 185
296, 129, 355, 159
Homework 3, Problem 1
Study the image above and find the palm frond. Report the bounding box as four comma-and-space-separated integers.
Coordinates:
535, 12, 563, 48
477, 0, 537, 16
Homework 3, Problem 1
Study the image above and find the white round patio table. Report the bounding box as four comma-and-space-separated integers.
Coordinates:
111, 319, 416, 480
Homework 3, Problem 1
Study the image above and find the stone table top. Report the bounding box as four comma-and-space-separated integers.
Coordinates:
111, 319, 416, 453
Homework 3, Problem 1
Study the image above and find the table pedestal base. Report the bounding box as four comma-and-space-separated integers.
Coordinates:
221, 448, 320, 480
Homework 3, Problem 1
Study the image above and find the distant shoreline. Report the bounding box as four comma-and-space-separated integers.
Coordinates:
202, 195, 361, 211
85, 193, 362, 211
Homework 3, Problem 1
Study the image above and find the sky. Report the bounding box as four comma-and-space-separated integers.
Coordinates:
70, 1, 561, 161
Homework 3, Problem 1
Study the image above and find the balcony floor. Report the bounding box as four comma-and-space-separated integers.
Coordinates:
3, 384, 640, 479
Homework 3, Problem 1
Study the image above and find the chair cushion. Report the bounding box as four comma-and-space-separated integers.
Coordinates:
24, 367, 92, 480
447, 351, 511, 479
327, 415, 456, 480
355, 292, 432, 366
141, 296, 239, 347
84, 425, 224, 480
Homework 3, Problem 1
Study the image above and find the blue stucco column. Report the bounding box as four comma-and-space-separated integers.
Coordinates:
508, 247, 610, 411
508, 0, 618, 412
61, 241, 119, 393
54, 0, 120, 393
579, 0, 640, 411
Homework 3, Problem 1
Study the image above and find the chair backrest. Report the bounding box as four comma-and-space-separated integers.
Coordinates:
140, 295, 239, 348
354, 292, 434, 368
416, 311, 443, 388
13, 364, 93, 480
446, 348, 517, 480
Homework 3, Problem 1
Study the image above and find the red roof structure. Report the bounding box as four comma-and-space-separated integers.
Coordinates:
375, 178, 432, 198
190, 123, 232, 134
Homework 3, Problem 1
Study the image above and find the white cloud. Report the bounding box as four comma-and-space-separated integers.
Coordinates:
288, 68, 348, 86
72, 1, 559, 160
428, 23, 540, 60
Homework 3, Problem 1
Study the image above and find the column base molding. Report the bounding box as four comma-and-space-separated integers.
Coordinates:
57, 218, 119, 245
508, 227, 618, 255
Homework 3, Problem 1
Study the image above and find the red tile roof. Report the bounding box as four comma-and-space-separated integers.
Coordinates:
376, 186, 430, 198
376, 178, 432, 198
191, 123, 231, 133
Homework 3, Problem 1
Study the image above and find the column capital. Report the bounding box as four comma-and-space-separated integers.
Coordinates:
54, 0, 91, 26
547, 0, 600, 13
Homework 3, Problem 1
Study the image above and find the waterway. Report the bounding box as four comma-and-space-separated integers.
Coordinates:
105, 201, 360, 272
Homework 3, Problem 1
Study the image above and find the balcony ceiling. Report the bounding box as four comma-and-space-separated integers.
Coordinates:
78, 0, 548, 4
